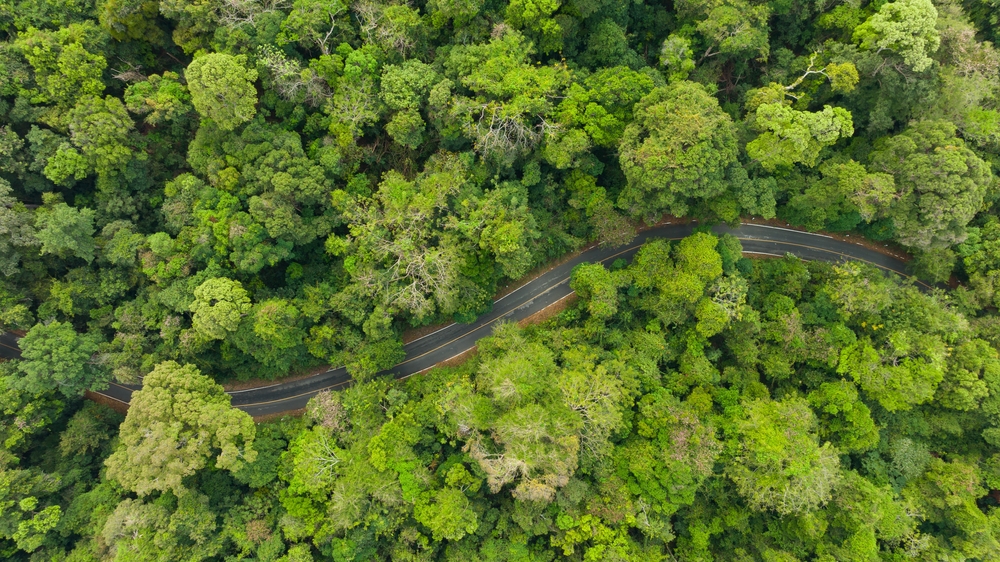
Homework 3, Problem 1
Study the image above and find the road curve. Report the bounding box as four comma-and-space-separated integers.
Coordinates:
0, 223, 927, 417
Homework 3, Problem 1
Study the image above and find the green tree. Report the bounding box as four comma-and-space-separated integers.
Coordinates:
570, 262, 628, 321
185, 53, 258, 131
124, 71, 193, 126
413, 487, 479, 541
0, 455, 62, 554
660, 34, 695, 81
14, 23, 107, 107
189, 277, 251, 340
746, 103, 854, 171
853, 0, 940, 73
617, 389, 721, 519
505, 0, 562, 53
0, 178, 38, 277
807, 380, 878, 452
936, 338, 997, 411
17, 321, 105, 397
105, 361, 257, 496
868, 120, 993, 250
902, 459, 1000, 559
444, 30, 570, 166
277, 0, 348, 55
728, 398, 842, 515
62, 94, 134, 177
0, 362, 63, 453
696, 0, 771, 61
618, 81, 739, 219
34, 197, 96, 263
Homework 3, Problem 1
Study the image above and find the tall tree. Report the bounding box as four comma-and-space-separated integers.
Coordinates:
185, 53, 259, 131
105, 361, 257, 496
617, 81, 739, 219
727, 398, 842, 515
868, 120, 993, 249
16, 321, 105, 397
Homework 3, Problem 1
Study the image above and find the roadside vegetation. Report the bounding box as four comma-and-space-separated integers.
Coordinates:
3, 0, 1000, 559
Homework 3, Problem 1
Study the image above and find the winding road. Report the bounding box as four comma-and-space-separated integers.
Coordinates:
0, 223, 927, 417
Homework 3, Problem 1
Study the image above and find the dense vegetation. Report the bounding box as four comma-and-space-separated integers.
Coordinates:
5, 0, 1000, 559
8, 234, 1000, 560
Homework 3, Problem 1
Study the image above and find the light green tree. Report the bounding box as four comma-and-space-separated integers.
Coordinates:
903, 459, 1000, 559
0, 455, 62, 554
124, 71, 192, 125
0, 179, 38, 277
63, 95, 134, 176
185, 53, 258, 131
660, 34, 695, 81
105, 361, 257, 496
807, 380, 879, 452
505, 0, 562, 53
697, 0, 771, 61
570, 263, 628, 321
746, 103, 854, 171
853, 0, 940, 73
413, 487, 479, 541
189, 277, 251, 340
728, 398, 842, 515
14, 23, 107, 107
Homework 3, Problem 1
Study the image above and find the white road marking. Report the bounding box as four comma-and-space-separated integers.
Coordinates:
743, 252, 785, 257
406, 322, 457, 345
741, 224, 833, 238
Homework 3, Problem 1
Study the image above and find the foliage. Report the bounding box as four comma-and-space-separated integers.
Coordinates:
105, 361, 257, 496
2, 0, 1000, 558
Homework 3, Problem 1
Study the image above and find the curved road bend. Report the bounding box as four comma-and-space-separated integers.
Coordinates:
0, 223, 927, 417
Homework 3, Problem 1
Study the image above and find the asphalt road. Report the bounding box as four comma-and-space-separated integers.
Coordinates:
0, 223, 927, 417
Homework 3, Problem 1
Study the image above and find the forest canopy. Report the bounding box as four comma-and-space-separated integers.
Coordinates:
4, 0, 1000, 560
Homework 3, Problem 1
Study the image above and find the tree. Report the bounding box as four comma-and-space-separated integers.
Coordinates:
0, 455, 62, 554
660, 34, 695, 81
570, 262, 628, 321
853, 0, 940, 73
617, 81, 739, 219
746, 104, 854, 171
782, 159, 895, 231
189, 277, 251, 340
14, 23, 107, 107
124, 71, 193, 126
101, 492, 224, 560
728, 398, 842, 515
62, 95, 134, 177
0, 178, 38, 277
452, 323, 583, 503
17, 321, 105, 397
547, 66, 655, 169
696, 0, 771, 61
444, 30, 570, 166
936, 338, 997, 411
868, 120, 992, 250
380, 60, 439, 149
33, 197, 96, 263
617, 389, 721, 518
505, 0, 562, 53
413, 487, 479, 541
185, 53, 258, 131
0, 362, 63, 453
105, 361, 257, 496
903, 459, 1000, 559
807, 380, 878, 452
277, 0, 348, 55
